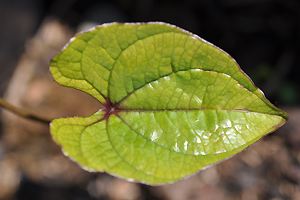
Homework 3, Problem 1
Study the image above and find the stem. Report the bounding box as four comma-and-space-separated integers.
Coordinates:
0, 98, 51, 124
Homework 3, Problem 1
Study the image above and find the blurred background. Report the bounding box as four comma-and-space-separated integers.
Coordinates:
0, 0, 299, 199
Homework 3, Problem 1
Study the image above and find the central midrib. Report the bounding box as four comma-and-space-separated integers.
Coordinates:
100, 105, 285, 122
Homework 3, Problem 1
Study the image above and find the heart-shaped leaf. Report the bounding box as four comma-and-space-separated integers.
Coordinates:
50, 22, 287, 185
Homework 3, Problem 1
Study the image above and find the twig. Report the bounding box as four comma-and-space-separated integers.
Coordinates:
0, 98, 51, 124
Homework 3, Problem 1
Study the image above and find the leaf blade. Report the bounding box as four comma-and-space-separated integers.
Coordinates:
50, 22, 287, 185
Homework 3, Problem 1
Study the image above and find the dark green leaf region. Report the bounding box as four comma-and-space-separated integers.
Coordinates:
50, 22, 287, 185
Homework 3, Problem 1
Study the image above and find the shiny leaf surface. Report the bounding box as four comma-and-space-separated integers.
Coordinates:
50, 22, 287, 185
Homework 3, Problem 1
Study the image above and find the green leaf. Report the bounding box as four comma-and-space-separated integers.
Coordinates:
50, 22, 287, 185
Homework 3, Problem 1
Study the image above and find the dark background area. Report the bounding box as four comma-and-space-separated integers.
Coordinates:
0, 0, 299, 200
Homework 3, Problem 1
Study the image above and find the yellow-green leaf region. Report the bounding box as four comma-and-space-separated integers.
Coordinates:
50, 22, 287, 185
